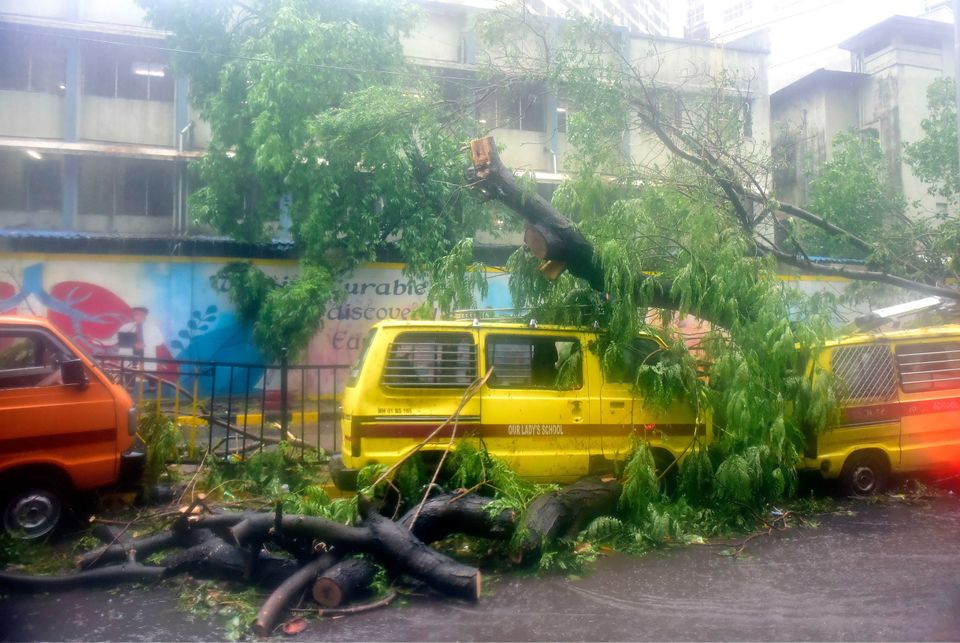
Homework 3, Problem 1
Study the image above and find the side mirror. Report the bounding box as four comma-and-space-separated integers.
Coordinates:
61, 359, 88, 387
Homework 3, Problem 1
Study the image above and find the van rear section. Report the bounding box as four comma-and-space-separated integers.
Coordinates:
332, 320, 705, 490
803, 326, 960, 495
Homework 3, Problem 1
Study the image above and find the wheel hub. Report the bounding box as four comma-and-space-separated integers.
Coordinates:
5, 492, 60, 538
852, 466, 876, 493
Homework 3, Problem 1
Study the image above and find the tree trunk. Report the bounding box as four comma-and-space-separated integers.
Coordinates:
400, 492, 517, 544
312, 557, 378, 608
517, 476, 622, 562
362, 504, 481, 601
254, 553, 338, 637
0, 563, 165, 592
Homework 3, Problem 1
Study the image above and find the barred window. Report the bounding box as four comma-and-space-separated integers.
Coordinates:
382, 332, 476, 389
830, 344, 897, 403
896, 342, 960, 393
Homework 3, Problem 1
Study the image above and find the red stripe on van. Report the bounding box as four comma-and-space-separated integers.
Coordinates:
0, 428, 116, 454
353, 422, 698, 439
842, 395, 960, 425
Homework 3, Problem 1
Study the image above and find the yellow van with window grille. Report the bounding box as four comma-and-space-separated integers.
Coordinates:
803, 324, 960, 495
330, 319, 708, 490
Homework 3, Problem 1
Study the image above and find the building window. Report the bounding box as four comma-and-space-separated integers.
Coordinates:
79, 157, 174, 217
0, 31, 65, 94
723, 0, 754, 22
477, 83, 546, 132
82, 43, 174, 102
26, 157, 62, 213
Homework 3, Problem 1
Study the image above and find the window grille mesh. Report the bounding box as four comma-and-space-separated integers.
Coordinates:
830, 344, 897, 403
383, 333, 476, 389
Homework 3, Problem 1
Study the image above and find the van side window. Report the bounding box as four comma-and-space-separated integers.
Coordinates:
486, 335, 582, 390
896, 342, 960, 393
0, 331, 67, 389
830, 344, 897, 403
606, 337, 663, 384
383, 332, 477, 388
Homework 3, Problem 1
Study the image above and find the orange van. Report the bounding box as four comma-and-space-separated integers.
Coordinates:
0, 315, 143, 538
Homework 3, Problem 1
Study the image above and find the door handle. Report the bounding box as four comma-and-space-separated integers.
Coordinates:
610, 401, 625, 408
569, 400, 583, 422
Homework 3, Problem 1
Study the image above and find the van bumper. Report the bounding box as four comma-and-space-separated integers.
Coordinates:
118, 446, 146, 488
329, 454, 359, 491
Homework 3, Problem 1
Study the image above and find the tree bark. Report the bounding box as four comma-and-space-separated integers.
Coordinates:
311, 557, 377, 608
400, 492, 517, 544
254, 553, 338, 637
362, 504, 481, 602
469, 136, 679, 309
517, 476, 622, 563
0, 563, 165, 592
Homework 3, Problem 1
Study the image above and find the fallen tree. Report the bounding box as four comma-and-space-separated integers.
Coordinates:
0, 478, 630, 635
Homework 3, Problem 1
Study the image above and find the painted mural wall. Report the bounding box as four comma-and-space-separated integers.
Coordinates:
1, 251, 877, 396
0, 252, 511, 395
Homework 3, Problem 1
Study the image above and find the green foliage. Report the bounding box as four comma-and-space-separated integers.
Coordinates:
178, 579, 260, 641
138, 402, 182, 487
799, 130, 906, 259
419, 239, 489, 317
202, 443, 322, 501
142, 0, 494, 357
212, 261, 336, 361
446, 441, 546, 513
619, 441, 660, 525
904, 77, 960, 203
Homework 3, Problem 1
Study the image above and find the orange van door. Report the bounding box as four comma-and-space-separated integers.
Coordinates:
894, 341, 960, 473
0, 327, 119, 490
480, 332, 591, 482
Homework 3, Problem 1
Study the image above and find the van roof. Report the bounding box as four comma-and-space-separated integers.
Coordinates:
830, 323, 960, 345
371, 319, 597, 332
0, 315, 52, 328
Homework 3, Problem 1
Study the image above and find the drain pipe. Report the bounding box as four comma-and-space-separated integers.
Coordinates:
176, 121, 194, 233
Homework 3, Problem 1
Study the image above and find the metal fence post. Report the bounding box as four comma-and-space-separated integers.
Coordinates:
280, 347, 289, 443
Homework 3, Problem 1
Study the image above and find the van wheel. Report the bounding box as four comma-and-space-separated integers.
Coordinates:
840, 452, 888, 497
2, 479, 66, 539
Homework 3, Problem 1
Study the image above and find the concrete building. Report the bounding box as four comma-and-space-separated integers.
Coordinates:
0, 0, 768, 238
771, 15, 954, 217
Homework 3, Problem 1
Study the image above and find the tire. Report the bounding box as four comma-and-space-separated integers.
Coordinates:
840, 452, 888, 497
2, 478, 67, 539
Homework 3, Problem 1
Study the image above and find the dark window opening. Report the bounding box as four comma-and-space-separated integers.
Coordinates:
606, 337, 664, 384
0, 31, 65, 93
26, 157, 62, 212
486, 335, 582, 390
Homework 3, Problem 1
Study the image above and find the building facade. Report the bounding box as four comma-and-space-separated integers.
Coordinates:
771, 15, 955, 218
0, 0, 769, 239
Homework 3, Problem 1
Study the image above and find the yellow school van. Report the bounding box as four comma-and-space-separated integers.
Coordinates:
803, 324, 960, 495
330, 319, 707, 490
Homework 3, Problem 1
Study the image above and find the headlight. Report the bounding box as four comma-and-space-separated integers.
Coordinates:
128, 407, 139, 436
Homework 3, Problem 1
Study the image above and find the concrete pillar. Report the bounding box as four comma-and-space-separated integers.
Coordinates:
62, 156, 79, 230
61, 38, 81, 229
174, 76, 190, 232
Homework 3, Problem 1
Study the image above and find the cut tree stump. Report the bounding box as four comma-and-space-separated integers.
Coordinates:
312, 557, 378, 608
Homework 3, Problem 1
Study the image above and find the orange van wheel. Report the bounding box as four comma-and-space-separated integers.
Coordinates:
2, 478, 68, 539
840, 451, 889, 497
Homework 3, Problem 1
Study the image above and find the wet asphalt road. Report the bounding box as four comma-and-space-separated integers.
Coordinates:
2, 495, 960, 641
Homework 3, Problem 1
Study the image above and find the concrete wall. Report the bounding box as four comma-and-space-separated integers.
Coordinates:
79, 96, 175, 147
0, 90, 63, 139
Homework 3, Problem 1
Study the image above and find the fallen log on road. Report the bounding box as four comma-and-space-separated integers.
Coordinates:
312, 557, 378, 608
255, 552, 338, 636
518, 476, 623, 562
400, 492, 517, 544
